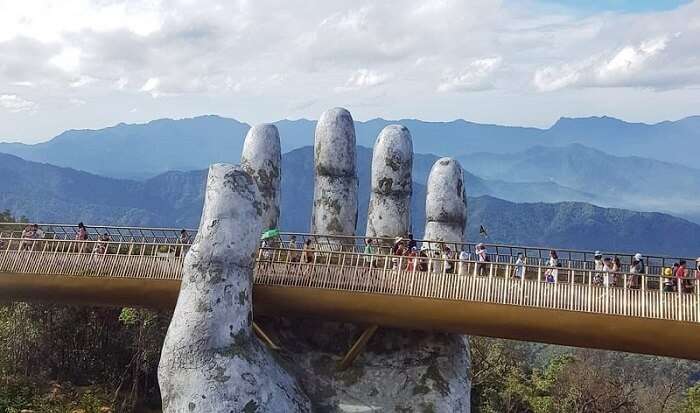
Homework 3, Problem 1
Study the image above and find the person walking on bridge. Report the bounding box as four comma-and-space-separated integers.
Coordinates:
363, 238, 375, 268
629, 253, 644, 289
74, 222, 88, 253
476, 243, 488, 276
514, 253, 526, 279
545, 250, 558, 283
593, 251, 604, 285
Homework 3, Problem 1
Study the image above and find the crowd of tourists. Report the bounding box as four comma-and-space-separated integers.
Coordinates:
6, 223, 700, 293
11, 222, 192, 256
270, 234, 700, 293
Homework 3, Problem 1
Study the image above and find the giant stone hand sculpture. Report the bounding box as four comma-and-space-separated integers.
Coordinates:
241, 124, 282, 231
311, 107, 358, 237
366, 125, 413, 239
158, 164, 310, 413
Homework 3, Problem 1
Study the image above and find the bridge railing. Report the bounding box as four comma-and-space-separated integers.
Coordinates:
2, 224, 695, 275
272, 232, 696, 277
0, 223, 196, 244
254, 246, 700, 323
0, 236, 186, 280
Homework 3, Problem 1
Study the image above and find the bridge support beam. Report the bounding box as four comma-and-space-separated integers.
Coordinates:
337, 324, 378, 370
253, 321, 281, 351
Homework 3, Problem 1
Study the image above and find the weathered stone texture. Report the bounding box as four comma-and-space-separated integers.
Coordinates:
258, 318, 472, 413
158, 163, 310, 413
366, 125, 413, 239
424, 157, 468, 243
311, 108, 358, 237
241, 123, 281, 231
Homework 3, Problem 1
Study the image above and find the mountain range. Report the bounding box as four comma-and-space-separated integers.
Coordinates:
3, 149, 700, 257
2, 114, 699, 178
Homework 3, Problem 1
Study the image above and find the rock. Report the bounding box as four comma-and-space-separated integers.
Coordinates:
158, 164, 310, 413
311, 108, 358, 238
366, 125, 413, 239
424, 157, 467, 243
258, 318, 472, 412
241, 123, 282, 231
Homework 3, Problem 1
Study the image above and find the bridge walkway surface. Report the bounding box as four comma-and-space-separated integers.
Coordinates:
1, 224, 699, 360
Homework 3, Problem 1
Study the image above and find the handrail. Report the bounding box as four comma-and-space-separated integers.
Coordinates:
1, 227, 694, 277
2, 223, 696, 267
255, 246, 700, 323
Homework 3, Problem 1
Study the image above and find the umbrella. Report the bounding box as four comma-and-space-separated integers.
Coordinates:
260, 228, 280, 240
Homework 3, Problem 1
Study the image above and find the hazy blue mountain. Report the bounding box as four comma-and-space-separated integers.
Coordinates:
458, 143, 700, 222
2, 114, 699, 179
3, 151, 700, 257
0, 116, 250, 179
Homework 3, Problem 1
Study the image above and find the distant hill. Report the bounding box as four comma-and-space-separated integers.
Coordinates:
3, 150, 700, 257
2, 114, 699, 178
458, 143, 700, 222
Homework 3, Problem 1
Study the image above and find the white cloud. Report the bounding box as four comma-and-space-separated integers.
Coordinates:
0, 0, 162, 42
0, 0, 699, 140
50, 47, 82, 72
140, 77, 161, 98
335, 69, 390, 92
532, 33, 696, 91
437, 57, 502, 92
598, 36, 669, 81
0, 95, 38, 113
533, 63, 585, 92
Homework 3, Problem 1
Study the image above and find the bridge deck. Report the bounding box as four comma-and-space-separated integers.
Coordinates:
1, 227, 699, 360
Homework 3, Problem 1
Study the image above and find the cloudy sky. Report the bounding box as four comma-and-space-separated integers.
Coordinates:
1, 0, 699, 143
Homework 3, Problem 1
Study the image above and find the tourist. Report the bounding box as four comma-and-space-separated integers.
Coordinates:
20, 224, 36, 250
442, 245, 454, 274
75, 222, 88, 240
363, 238, 374, 267
32, 224, 44, 240
514, 253, 526, 279
629, 253, 644, 289
391, 237, 404, 269
74, 222, 88, 253
260, 239, 274, 261
178, 229, 191, 256
287, 235, 299, 262
611, 256, 622, 286
662, 263, 678, 292
545, 250, 558, 283
458, 249, 470, 276
406, 247, 418, 272
418, 248, 429, 272
677, 260, 692, 293
601, 257, 614, 287
406, 232, 417, 251
476, 243, 488, 276
92, 233, 111, 262
301, 239, 314, 264
593, 251, 604, 285
179, 229, 190, 244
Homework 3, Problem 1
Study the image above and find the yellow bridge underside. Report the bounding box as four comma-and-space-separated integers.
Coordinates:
2, 272, 698, 361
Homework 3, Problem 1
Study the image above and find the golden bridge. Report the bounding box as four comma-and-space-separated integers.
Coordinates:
1, 223, 699, 361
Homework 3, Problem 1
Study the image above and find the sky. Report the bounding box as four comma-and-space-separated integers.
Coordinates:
1, 0, 699, 143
